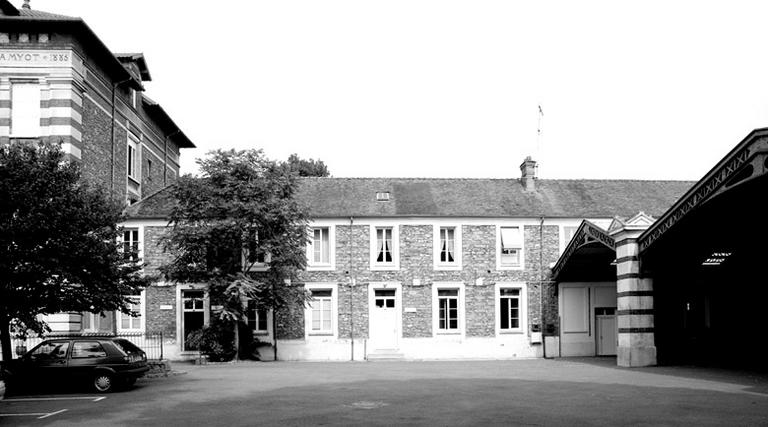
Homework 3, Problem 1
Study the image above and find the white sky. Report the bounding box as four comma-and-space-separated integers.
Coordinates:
28, 0, 768, 180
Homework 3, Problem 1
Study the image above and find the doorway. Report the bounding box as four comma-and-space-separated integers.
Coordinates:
182, 290, 205, 351
370, 288, 399, 350
595, 307, 617, 356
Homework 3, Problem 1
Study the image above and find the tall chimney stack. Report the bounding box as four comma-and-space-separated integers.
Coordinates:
520, 156, 537, 191
22, 0, 30, 10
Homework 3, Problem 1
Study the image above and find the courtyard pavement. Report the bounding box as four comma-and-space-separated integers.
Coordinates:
2, 357, 767, 426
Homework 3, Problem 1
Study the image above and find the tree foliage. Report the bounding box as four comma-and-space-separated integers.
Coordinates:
0, 143, 148, 361
160, 149, 311, 359
284, 153, 330, 177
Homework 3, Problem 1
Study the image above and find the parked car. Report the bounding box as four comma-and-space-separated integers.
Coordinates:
4, 337, 149, 393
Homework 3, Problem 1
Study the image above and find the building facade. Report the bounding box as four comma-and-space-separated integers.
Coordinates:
1, 0, 194, 336
125, 162, 691, 361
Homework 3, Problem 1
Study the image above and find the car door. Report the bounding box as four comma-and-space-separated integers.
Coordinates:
68, 340, 110, 382
22, 340, 71, 385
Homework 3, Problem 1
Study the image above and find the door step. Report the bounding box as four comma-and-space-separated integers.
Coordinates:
367, 350, 405, 361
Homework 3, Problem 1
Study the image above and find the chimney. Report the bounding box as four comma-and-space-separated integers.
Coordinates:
520, 156, 537, 191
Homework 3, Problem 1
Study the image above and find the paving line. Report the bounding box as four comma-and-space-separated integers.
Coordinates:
0, 412, 50, 417
38, 409, 68, 419
3, 396, 106, 402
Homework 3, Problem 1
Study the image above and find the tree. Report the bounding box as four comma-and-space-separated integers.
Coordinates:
284, 153, 330, 177
160, 149, 311, 360
0, 142, 148, 362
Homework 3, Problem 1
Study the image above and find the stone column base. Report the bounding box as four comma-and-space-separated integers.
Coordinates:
618, 346, 657, 367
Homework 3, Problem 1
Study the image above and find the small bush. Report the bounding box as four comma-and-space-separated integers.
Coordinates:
185, 320, 236, 362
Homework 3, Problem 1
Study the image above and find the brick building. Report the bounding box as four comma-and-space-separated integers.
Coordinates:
124, 160, 690, 361
1, 0, 194, 334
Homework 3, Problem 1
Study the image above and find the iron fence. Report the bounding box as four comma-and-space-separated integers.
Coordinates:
4, 331, 164, 361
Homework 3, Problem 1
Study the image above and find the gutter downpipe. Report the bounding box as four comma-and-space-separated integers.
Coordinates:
349, 216, 355, 361
540, 216, 548, 359
110, 78, 132, 199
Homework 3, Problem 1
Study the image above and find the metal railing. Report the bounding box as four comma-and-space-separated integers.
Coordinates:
5, 331, 164, 361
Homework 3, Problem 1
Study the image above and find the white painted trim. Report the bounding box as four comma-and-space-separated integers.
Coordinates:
121, 219, 172, 227
304, 282, 339, 339
306, 222, 335, 271
368, 282, 402, 349
369, 223, 400, 271
60, 142, 81, 159
494, 282, 527, 336
496, 224, 525, 271
116, 290, 146, 333
433, 224, 462, 271
431, 281, 465, 338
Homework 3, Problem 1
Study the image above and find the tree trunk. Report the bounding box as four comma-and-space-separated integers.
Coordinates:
0, 310, 12, 363
233, 322, 240, 361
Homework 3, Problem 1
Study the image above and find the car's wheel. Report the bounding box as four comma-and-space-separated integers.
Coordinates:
93, 373, 114, 392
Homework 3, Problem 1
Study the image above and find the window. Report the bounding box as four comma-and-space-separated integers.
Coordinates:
499, 226, 523, 268
11, 83, 41, 137
117, 295, 142, 331
308, 226, 332, 268
122, 228, 140, 261
432, 283, 464, 336
131, 89, 138, 109
30, 341, 69, 361
247, 301, 269, 333
499, 288, 521, 331
309, 289, 333, 334
437, 289, 459, 331
371, 226, 398, 269
563, 226, 578, 244
434, 225, 461, 270
243, 232, 269, 271
72, 341, 108, 359
82, 312, 113, 332
127, 137, 141, 182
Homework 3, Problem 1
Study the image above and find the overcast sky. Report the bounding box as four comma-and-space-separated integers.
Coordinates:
28, 0, 768, 181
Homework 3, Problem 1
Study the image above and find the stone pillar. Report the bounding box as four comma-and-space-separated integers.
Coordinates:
613, 231, 656, 367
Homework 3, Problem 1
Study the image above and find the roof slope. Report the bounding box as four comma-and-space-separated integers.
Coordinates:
126, 178, 694, 219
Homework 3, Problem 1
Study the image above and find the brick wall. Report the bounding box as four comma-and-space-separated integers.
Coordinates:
145, 285, 176, 338
294, 222, 566, 340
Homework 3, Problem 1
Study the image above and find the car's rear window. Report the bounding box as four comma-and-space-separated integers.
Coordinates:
112, 339, 142, 355
72, 341, 107, 358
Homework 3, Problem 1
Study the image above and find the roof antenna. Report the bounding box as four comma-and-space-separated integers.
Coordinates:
22, 0, 31, 10
535, 104, 544, 175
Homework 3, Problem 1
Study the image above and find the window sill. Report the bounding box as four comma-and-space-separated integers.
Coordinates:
307, 333, 334, 337
435, 331, 462, 335
499, 330, 524, 335
497, 265, 524, 271
306, 264, 334, 271
371, 264, 399, 271
252, 331, 270, 336
434, 264, 461, 271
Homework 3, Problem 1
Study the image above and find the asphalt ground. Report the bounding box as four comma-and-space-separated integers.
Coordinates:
1, 357, 767, 426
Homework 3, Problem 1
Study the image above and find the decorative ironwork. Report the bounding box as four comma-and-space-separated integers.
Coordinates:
640, 132, 768, 252
551, 220, 615, 280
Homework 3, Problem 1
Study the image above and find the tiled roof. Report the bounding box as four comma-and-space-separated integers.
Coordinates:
125, 178, 694, 220
17, 7, 78, 20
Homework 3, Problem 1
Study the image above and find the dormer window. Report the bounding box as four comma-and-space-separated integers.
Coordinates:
376, 192, 390, 201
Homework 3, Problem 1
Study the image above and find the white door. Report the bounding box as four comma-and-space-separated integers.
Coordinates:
371, 289, 398, 349
596, 315, 617, 356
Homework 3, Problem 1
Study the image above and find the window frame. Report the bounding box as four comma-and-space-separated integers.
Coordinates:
127, 135, 141, 183
242, 231, 270, 272
432, 282, 465, 337
560, 224, 580, 254
433, 225, 462, 271
495, 282, 527, 335
10, 81, 41, 137
304, 283, 338, 338
116, 291, 145, 333
306, 224, 335, 271
370, 224, 399, 270
246, 300, 272, 337
496, 224, 525, 270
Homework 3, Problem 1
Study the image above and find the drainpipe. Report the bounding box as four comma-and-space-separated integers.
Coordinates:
110, 78, 132, 199
349, 216, 355, 361
540, 216, 547, 359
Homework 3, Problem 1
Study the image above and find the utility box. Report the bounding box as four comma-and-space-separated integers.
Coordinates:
531, 332, 543, 344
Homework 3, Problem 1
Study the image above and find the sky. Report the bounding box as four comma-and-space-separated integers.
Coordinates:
27, 0, 768, 181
